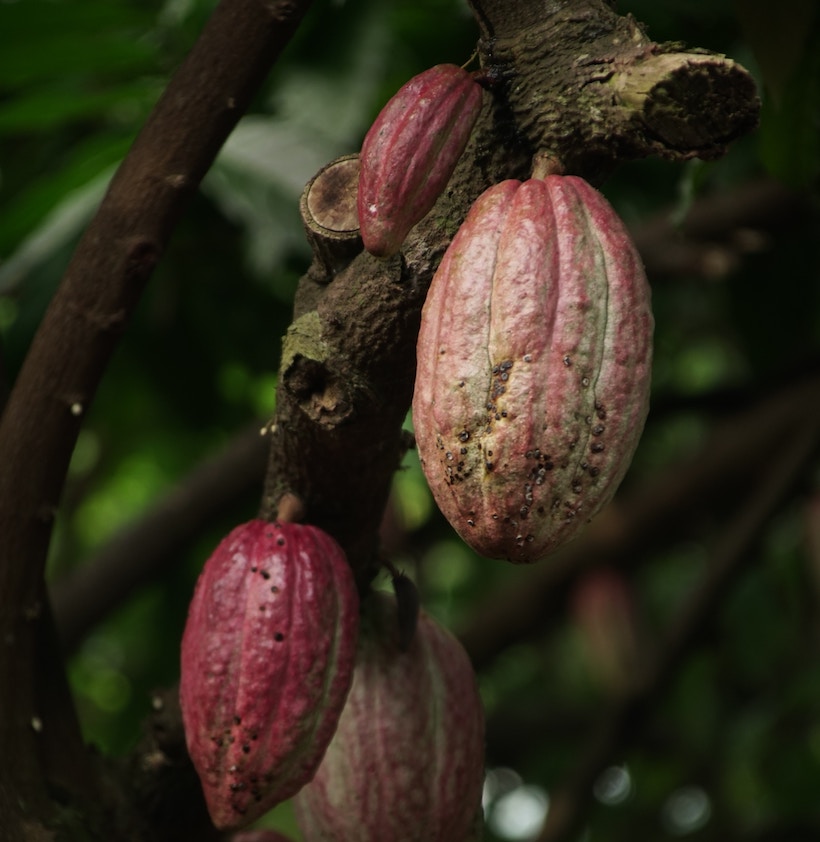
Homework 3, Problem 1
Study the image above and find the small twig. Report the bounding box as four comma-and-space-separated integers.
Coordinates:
536, 411, 820, 842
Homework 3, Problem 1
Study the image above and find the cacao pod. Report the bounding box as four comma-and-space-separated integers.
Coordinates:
571, 567, 642, 695
358, 63, 483, 257
413, 175, 653, 563
293, 591, 485, 842
180, 519, 359, 830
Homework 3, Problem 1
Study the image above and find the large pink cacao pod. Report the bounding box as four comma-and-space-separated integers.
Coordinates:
180, 519, 360, 830
293, 591, 485, 842
413, 175, 653, 563
358, 63, 483, 257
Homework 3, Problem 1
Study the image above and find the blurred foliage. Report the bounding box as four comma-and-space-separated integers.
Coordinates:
1, 0, 819, 840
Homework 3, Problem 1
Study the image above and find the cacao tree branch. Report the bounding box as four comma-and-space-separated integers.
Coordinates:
52, 422, 269, 654
0, 0, 312, 832
468, 0, 759, 177
535, 409, 820, 842
633, 177, 809, 281
259, 0, 760, 589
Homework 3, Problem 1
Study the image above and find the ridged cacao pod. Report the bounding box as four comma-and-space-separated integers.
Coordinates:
358, 63, 483, 257
180, 519, 360, 830
293, 591, 485, 842
413, 175, 653, 563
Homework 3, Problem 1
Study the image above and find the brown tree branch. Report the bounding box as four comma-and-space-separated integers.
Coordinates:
634, 177, 809, 281
536, 408, 820, 842
0, 0, 312, 834
52, 422, 269, 654
259, 0, 760, 591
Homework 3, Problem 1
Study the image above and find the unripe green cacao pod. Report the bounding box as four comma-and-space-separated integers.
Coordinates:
358, 63, 483, 257
413, 175, 653, 563
179, 519, 359, 830
293, 591, 485, 842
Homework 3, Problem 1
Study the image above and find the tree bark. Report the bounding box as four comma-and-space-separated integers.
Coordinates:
0, 1, 312, 837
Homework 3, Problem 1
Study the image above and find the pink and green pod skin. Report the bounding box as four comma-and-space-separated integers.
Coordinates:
413, 175, 653, 563
358, 63, 483, 257
179, 519, 360, 831
293, 591, 485, 842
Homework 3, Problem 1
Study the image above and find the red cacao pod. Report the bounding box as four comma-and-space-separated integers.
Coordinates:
413, 175, 653, 563
180, 519, 359, 830
358, 63, 483, 257
293, 591, 485, 842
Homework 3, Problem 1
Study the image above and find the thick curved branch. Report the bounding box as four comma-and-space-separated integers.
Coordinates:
0, 0, 312, 827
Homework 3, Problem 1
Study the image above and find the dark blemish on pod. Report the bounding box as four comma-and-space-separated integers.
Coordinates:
242, 744, 251, 754
592, 424, 605, 436
523, 354, 532, 362
595, 402, 607, 420
460, 447, 468, 455
563, 355, 572, 367
467, 519, 475, 526
572, 480, 583, 493
270, 585, 279, 593
458, 430, 470, 442
274, 632, 285, 642
486, 462, 495, 471
250, 566, 257, 573
276, 537, 285, 546
589, 467, 600, 477
581, 377, 590, 387
261, 570, 271, 580
233, 716, 242, 725
591, 442, 605, 453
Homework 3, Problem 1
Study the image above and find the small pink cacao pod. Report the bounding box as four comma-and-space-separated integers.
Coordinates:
293, 591, 485, 842
571, 567, 642, 695
358, 63, 483, 257
413, 175, 653, 563
179, 519, 360, 830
